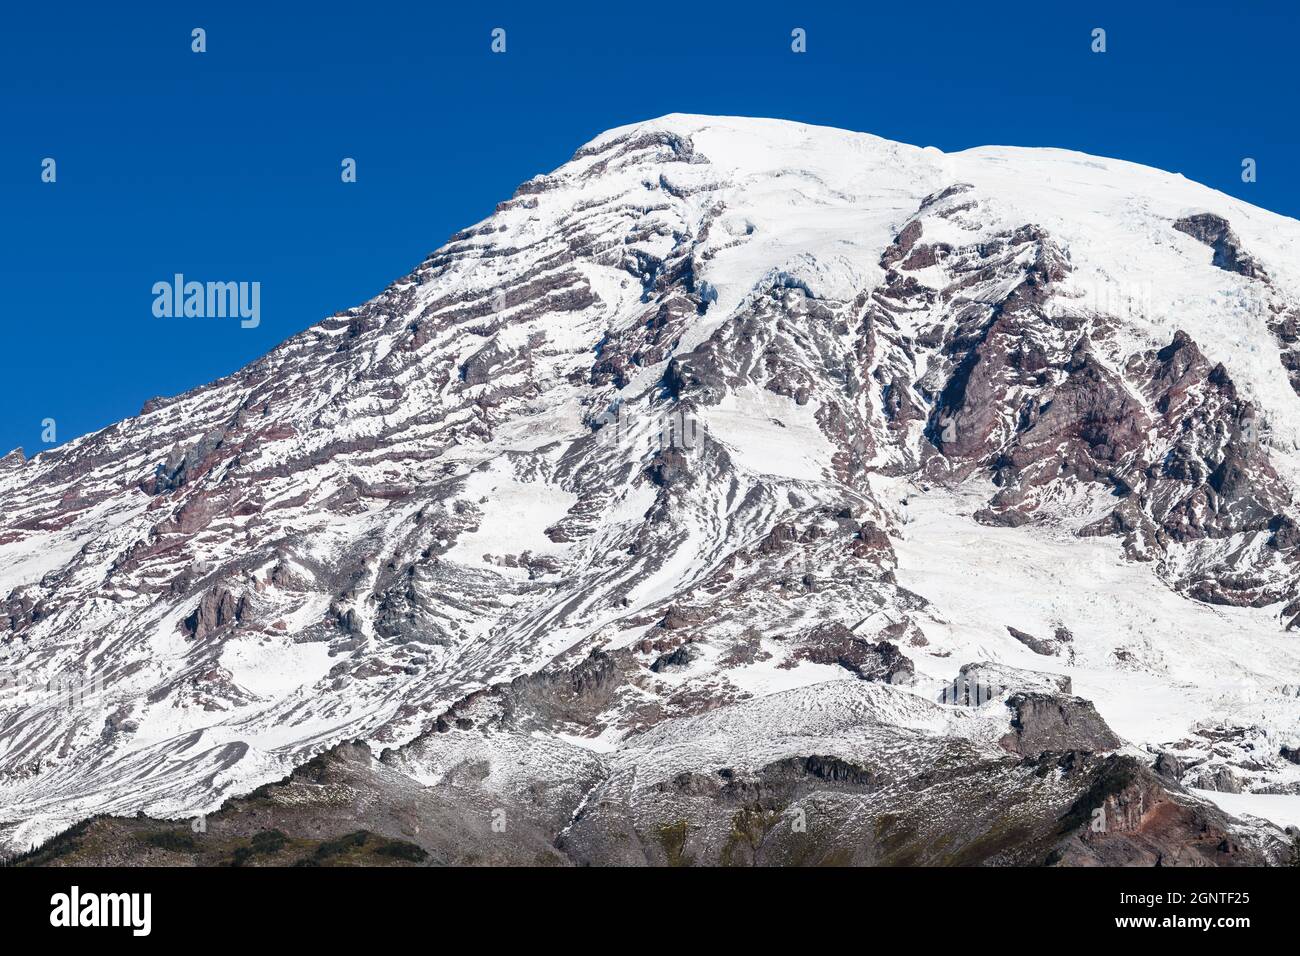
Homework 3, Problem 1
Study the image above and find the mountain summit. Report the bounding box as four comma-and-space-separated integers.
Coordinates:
4, 115, 1300, 864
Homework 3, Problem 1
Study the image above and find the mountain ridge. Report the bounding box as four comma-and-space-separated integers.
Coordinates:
3, 114, 1300, 863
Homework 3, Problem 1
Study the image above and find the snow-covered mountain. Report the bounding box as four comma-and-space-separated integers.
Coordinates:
5, 115, 1300, 864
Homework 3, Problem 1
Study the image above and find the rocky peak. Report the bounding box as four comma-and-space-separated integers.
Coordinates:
3, 116, 1300, 862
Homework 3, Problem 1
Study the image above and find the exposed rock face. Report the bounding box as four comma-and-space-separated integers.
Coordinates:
1187, 765, 1245, 794
1146, 724, 1291, 799
1174, 213, 1267, 280
793, 624, 915, 683
1006, 626, 1070, 657
1154, 752, 1186, 780
180, 587, 247, 640
1051, 756, 1273, 867
650, 645, 695, 673
2, 115, 1300, 865
999, 693, 1122, 757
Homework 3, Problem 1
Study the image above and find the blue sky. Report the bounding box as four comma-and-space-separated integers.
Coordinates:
2, 0, 1297, 456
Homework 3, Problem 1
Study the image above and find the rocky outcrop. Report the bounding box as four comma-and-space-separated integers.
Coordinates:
1051, 756, 1276, 866
1006, 625, 1071, 657
430, 648, 634, 736
650, 645, 695, 673
180, 587, 248, 640
999, 693, 1121, 757
1187, 765, 1244, 794
794, 624, 914, 683
1173, 213, 1267, 280
145, 427, 229, 495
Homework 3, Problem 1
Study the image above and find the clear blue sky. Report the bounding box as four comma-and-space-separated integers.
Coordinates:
2, 1, 1297, 456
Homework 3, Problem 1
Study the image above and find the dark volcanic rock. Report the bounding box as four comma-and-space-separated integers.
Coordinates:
1154, 752, 1186, 781
1006, 626, 1063, 656
999, 693, 1121, 756
795, 624, 914, 683
1173, 213, 1267, 280
650, 645, 695, 673
1050, 755, 1274, 866
180, 587, 247, 640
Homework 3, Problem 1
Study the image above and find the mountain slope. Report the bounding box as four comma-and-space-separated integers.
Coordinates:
3, 114, 1300, 861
